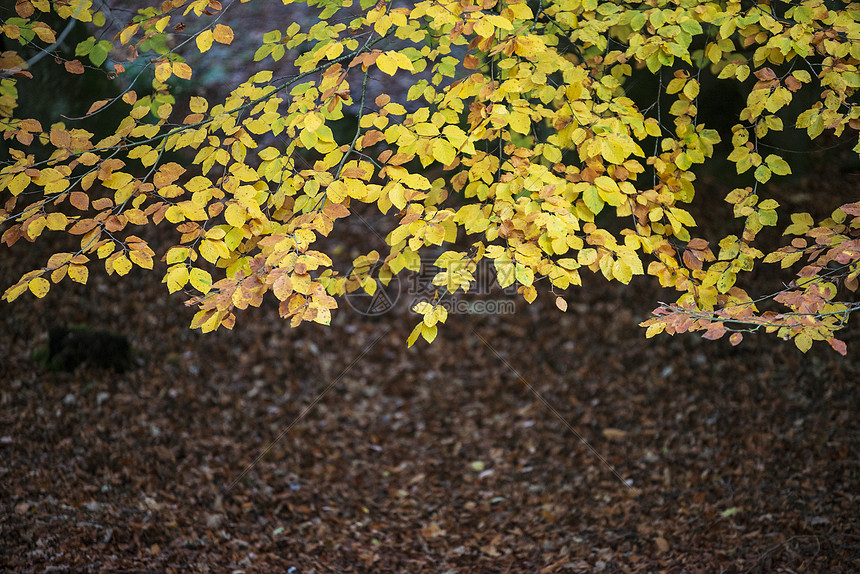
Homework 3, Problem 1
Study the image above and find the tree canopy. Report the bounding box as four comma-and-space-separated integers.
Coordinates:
1, 0, 859, 353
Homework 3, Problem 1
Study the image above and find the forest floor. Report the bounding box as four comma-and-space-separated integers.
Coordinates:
2, 169, 860, 573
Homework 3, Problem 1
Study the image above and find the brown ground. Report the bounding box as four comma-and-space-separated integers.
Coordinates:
2, 190, 859, 573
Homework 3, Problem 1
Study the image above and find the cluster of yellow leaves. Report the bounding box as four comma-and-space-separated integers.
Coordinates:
1, 0, 858, 352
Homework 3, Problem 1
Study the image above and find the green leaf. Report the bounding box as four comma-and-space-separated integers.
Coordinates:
89, 40, 113, 67
75, 36, 95, 57
759, 209, 777, 226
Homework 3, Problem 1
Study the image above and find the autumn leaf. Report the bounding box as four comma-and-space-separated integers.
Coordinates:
64, 59, 85, 74
0, 0, 856, 353
213, 24, 233, 44
172, 62, 192, 80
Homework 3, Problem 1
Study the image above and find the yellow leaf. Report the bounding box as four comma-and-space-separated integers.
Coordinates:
594, 176, 618, 193
213, 24, 233, 44
68, 264, 88, 284
407, 322, 423, 347
29, 276, 50, 298
44, 178, 69, 194
112, 254, 133, 276
601, 136, 628, 164
119, 23, 138, 45
189, 96, 208, 114
515, 263, 534, 286
3, 281, 29, 303
391, 51, 414, 71
166, 247, 189, 264
683, 80, 700, 100
473, 18, 494, 38
196, 29, 213, 52
190, 309, 219, 332
51, 264, 67, 282
97, 241, 115, 259
421, 324, 438, 343
166, 265, 189, 293
376, 52, 397, 76
7, 172, 30, 196
26, 217, 47, 240
172, 62, 192, 80
508, 110, 531, 135
304, 113, 323, 133
190, 268, 212, 293
613, 259, 633, 284
485, 14, 514, 31
129, 250, 153, 269
522, 285, 537, 303
388, 183, 407, 210
716, 270, 736, 293
45, 212, 68, 231
794, 332, 812, 353
495, 257, 515, 288
432, 138, 456, 165
199, 238, 228, 263
224, 203, 247, 228
155, 61, 172, 82
363, 276, 377, 295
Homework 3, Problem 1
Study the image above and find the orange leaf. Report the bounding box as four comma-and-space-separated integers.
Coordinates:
69, 219, 98, 235
86, 99, 109, 116
828, 338, 847, 356
50, 127, 71, 148
91, 197, 113, 210
16, 0, 35, 18
213, 24, 233, 44
69, 191, 89, 211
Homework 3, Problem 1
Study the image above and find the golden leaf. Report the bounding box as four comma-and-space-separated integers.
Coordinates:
28, 277, 50, 298
196, 29, 213, 52
213, 24, 233, 45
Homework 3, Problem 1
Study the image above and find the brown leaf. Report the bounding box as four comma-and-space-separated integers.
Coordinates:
64, 59, 85, 74
602, 428, 628, 441
420, 522, 445, 538
15, 0, 35, 18
69, 191, 89, 211
784, 76, 802, 92
753, 67, 776, 81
